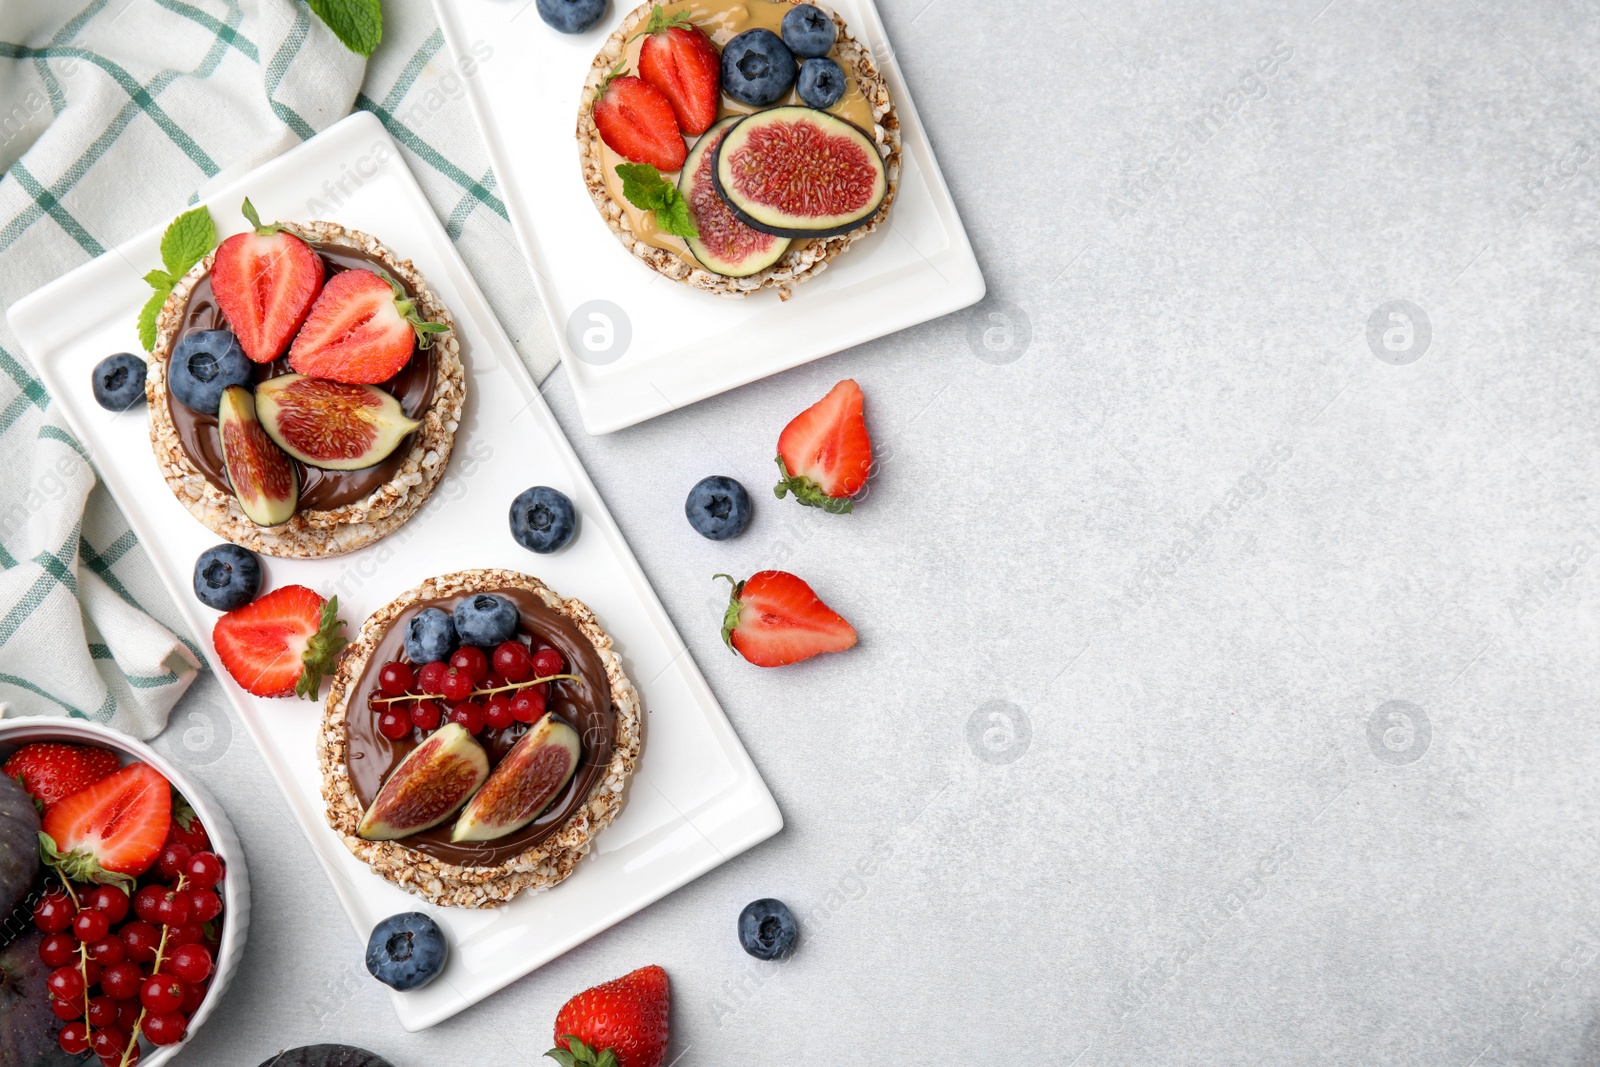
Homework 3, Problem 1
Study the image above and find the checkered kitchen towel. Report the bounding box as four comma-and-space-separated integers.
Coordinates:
0, 0, 553, 738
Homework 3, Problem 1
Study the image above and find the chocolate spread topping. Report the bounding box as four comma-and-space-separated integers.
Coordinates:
344, 589, 616, 868
167, 244, 435, 511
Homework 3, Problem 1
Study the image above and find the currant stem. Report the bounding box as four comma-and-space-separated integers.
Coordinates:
120, 874, 186, 1067
372, 673, 581, 705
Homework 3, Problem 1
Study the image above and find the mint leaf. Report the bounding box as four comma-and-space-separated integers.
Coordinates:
143, 269, 172, 290
614, 163, 699, 240
309, 0, 383, 57
137, 289, 166, 353
160, 205, 215, 278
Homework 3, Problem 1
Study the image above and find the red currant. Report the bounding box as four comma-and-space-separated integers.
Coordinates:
33, 891, 74, 933
417, 659, 449, 695
484, 671, 508, 690
180, 978, 208, 1014
38, 932, 78, 968
100, 961, 143, 1000
484, 695, 515, 731
87, 994, 119, 1028
448, 701, 485, 735
84, 885, 130, 924
120, 920, 160, 963
167, 942, 213, 984
143, 1010, 188, 1046
185, 851, 225, 890
50, 996, 80, 1021
165, 922, 204, 947
493, 641, 532, 682
532, 647, 565, 677
132, 885, 165, 925
117, 998, 141, 1031
114, 1041, 143, 1066
511, 687, 546, 724
377, 660, 414, 696
168, 817, 211, 855
153, 889, 191, 927
47, 965, 84, 1001
88, 936, 126, 967
81, 958, 102, 986
449, 646, 489, 683
156, 841, 193, 881
410, 699, 443, 731
440, 667, 473, 703
90, 1027, 126, 1062
72, 908, 110, 944
377, 707, 412, 741
187, 887, 223, 924
58, 1020, 89, 1055
140, 975, 185, 1014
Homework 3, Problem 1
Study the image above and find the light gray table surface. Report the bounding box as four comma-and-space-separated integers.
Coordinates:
155, 0, 1600, 1063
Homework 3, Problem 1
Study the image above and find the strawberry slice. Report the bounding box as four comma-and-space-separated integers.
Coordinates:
39, 762, 171, 889
211, 198, 326, 364
593, 71, 688, 171
774, 378, 873, 513
287, 268, 449, 384
212, 585, 347, 699
637, 9, 721, 136
2, 743, 120, 808
718, 571, 857, 667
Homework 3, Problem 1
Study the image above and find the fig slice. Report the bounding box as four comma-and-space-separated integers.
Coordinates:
255, 373, 421, 471
451, 713, 581, 843
712, 106, 888, 238
218, 384, 299, 527
358, 723, 490, 841
680, 117, 790, 278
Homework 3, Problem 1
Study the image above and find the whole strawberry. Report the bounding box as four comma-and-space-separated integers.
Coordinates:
2, 743, 120, 808
548, 964, 670, 1067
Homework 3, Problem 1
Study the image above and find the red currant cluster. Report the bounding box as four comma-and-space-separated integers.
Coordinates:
370, 638, 568, 741
34, 829, 226, 1065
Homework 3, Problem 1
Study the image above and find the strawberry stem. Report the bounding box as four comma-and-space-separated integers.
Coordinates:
773, 456, 854, 514
371, 673, 582, 705
714, 574, 746, 652
295, 597, 348, 701
239, 197, 283, 237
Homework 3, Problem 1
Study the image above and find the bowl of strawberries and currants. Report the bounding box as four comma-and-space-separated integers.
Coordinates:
0, 718, 248, 1067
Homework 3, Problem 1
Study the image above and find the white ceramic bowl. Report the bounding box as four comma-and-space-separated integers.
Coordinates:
0, 718, 250, 1067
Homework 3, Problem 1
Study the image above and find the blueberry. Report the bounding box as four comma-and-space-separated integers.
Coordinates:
90, 353, 147, 412
738, 898, 798, 960
685, 476, 752, 540
364, 912, 447, 992
797, 57, 846, 109
169, 330, 253, 415
509, 486, 576, 554
404, 607, 458, 664
537, 0, 607, 33
191, 544, 262, 611
453, 594, 518, 648
721, 29, 796, 107
781, 4, 835, 58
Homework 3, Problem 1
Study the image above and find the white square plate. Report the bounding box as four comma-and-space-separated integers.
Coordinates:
8, 111, 781, 1031
432, 0, 985, 434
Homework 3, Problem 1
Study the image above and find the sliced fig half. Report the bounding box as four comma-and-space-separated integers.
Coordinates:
712, 106, 888, 239
680, 117, 791, 278
218, 385, 299, 526
358, 723, 490, 841
255, 373, 421, 471
451, 713, 581, 843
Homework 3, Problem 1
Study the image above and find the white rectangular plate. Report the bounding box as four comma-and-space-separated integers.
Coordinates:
8, 111, 781, 1032
433, 0, 985, 434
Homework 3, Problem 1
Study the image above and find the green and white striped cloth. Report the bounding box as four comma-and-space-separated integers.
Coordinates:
0, 0, 552, 738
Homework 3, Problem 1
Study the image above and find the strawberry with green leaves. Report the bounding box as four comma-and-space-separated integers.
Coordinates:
212, 198, 327, 364
719, 570, 857, 667
774, 378, 873, 513
212, 585, 347, 699
39, 762, 172, 890
288, 268, 450, 384
548, 965, 670, 1067
637, 6, 721, 136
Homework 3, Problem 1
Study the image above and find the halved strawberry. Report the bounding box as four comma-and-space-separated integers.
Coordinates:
3, 743, 120, 808
287, 269, 449, 384
212, 585, 346, 699
774, 378, 873, 513
211, 198, 326, 364
593, 71, 688, 171
718, 571, 857, 667
637, 9, 721, 136
39, 762, 171, 889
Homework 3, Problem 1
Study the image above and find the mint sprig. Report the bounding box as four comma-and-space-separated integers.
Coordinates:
137, 205, 216, 352
308, 0, 383, 57
614, 163, 699, 239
